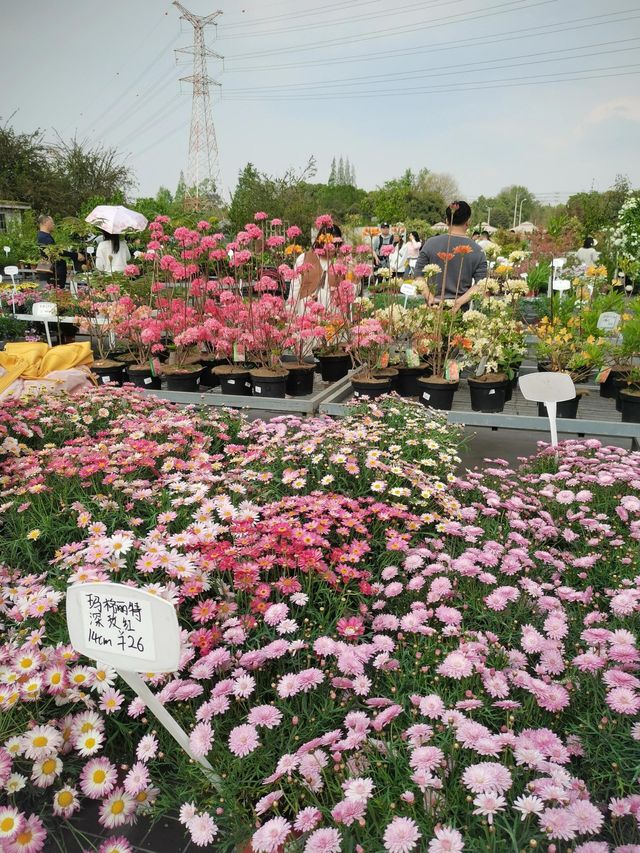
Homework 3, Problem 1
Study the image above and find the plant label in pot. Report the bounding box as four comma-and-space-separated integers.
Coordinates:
67, 582, 219, 780
400, 283, 416, 296
519, 372, 576, 448
596, 312, 621, 332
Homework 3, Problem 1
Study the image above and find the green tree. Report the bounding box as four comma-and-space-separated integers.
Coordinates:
328, 158, 337, 186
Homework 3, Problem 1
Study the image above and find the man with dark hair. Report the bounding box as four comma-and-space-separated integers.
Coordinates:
413, 201, 487, 311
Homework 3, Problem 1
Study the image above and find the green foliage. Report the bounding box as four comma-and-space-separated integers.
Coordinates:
0, 119, 134, 218
0, 315, 29, 341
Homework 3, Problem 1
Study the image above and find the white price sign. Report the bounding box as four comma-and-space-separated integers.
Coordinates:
67, 583, 220, 779
67, 583, 177, 672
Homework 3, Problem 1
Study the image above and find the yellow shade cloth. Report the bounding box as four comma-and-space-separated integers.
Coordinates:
0, 342, 94, 396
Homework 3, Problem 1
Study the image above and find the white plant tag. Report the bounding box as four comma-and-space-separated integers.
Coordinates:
254, 386, 262, 394
227, 379, 235, 385
144, 377, 152, 385
489, 389, 496, 395
475, 357, 487, 376
422, 392, 431, 400
102, 376, 110, 383
400, 283, 417, 297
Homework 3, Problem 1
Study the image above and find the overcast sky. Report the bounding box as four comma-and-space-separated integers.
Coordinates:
3, 0, 640, 206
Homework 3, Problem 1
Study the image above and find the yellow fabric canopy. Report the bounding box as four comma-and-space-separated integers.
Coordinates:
0, 342, 94, 395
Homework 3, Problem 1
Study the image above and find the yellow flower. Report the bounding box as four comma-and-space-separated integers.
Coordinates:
27, 529, 41, 541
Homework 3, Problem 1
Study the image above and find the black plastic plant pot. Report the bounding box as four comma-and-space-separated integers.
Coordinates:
373, 368, 399, 392
165, 367, 203, 393
251, 370, 288, 399
318, 353, 352, 382
468, 377, 509, 413
213, 365, 253, 396
600, 368, 630, 400
199, 357, 227, 388
394, 364, 429, 398
351, 375, 392, 399
613, 373, 632, 412
91, 362, 127, 387
285, 364, 316, 397
537, 396, 580, 419
127, 366, 161, 390
417, 377, 458, 411
620, 391, 640, 423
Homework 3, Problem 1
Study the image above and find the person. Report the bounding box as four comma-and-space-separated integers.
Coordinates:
95, 230, 131, 273
476, 230, 495, 251
288, 223, 343, 310
414, 201, 487, 311
36, 215, 69, 288
575, 236, 599, 266
389, 233, 409, 278
406, 231, 422, 276
372, 223, 394, 268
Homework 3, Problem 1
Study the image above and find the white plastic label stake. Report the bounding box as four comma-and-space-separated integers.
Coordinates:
597, 311, 621, 332
144, 377, 152, 385
400, 283, 417, 297
519, 372, 576, 448
102, 376, 110, 383
422, 392, 430, 400
66, 583, 220, 782
254, 386, 262, 394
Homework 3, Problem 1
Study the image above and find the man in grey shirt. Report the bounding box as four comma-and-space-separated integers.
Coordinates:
414, 201, 487, 311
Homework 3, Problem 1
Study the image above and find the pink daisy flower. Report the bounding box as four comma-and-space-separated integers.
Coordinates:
252, 817, 291, 853
189, 813, 218, 847
293, 807, 322, 833
428, 826, 465, 853
304, 827, 342, 853
228, 724, 260, 758
383, 817, 421, 853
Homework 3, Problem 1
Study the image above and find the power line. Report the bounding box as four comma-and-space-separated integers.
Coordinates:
223, 38, 640, 94
111, 93, 186, 150
223, 9, 639, 72
221, 0, 392, 29
217, 0, 468, 40
221, 0, 556, 60
223, 64, 640, 101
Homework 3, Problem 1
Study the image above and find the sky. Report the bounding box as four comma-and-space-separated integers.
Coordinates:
2, 0, 640, 207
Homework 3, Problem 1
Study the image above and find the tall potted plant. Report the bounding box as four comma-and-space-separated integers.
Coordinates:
346, 318, 393, 398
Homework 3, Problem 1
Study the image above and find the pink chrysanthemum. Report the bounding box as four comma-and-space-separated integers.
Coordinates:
252, 817, 291, 853
304, 827, 342, 853
383, 817, 422, 853
228, 724, 260, 758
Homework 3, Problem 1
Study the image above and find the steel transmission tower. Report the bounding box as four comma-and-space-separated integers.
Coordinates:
173, 2, 223, 207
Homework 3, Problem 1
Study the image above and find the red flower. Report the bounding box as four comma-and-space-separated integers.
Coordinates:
437, 252, 455, 261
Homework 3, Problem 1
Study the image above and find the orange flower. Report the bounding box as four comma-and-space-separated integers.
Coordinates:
453, 245, 473, 255
437, 252, 454, 261
284, 244, 303, 256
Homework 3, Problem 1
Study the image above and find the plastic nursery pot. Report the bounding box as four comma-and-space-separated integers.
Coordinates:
468, 375, 509, 413
250, 367, 289, 399
537, 361, 551, 373
599, 367, 629, 399
613, 372, 633, 413
212, 365, 253, 396
90, 360, 127, 387
417, 375, 459, 411
395, 363, 429, 397
284, 363, 316, 397
318, 352, 352, 383
372, 367, 399, 392
127, 365, 162, 390
620, 390, 640, 423
164, 365, 203, 393
537, 396, 580, 419
351, 371, 392, 399
199, 356, 227, 388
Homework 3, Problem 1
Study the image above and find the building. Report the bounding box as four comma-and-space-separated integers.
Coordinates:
0, 201, 31, 233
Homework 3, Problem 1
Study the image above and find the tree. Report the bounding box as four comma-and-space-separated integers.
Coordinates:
328, 158, 337, 186
48, 136, 134, 217
472, 185, 536, 230
337, 156, 346, 186
175, 171, 187, 204
367, 169, 445, 224
0, 119, 134, 218
565, 176, 631, 237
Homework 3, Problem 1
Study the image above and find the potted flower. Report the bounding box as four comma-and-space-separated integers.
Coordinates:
243, 293, 291, 398
346, 317, 393, 398
462, 306, 527, 413
76, 291, 129, 386
619, 366, 640, 423
415, 258, 468, 410
597, 309, 640, 405
114, 300, 165, 389
282, 298, 326, 396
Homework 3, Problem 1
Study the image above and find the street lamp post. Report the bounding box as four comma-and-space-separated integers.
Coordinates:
518, 198, 525, 226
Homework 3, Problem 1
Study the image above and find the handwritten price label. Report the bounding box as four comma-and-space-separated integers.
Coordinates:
67, 582, 180, 673
83, 591, 155, 660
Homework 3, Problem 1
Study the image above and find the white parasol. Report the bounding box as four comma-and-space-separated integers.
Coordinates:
85, 205, 148, 234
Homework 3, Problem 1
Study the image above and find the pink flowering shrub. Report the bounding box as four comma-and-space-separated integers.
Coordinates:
0, 387, 639, 852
